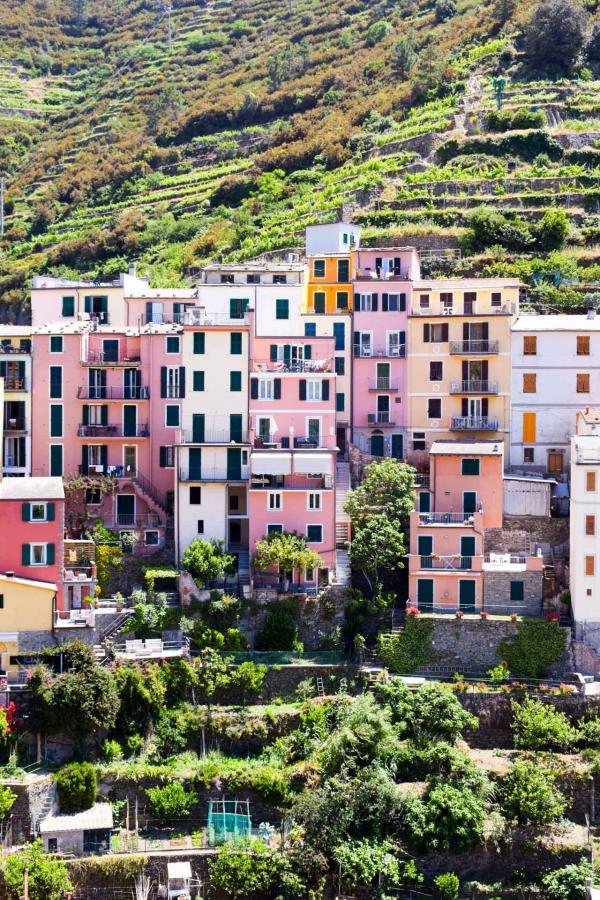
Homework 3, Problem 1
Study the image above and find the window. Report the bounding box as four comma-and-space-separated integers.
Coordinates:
189, 487, 201, 505
357, 293, 375, 311
197, 520, 204, 533
461, 458, 480, 476
308, 493, 321, 510
577, 373, 590, 393
313, 292, 326, 314
267, 524, 283, 535
49, 366, 62, 399
523, 447, 534, 463
247, 273, 260, 284
193, 371, 205, 391
220, 274, 234, 284
258, 379, 273, 400
578, 335, 590, 355
306, 380, 322, 401
336, 291, 349, 310
230, 371, 242, 392
523, 373, 536, 393
335, 357, 345, 375
428, 398, 441, 419
491, 292, 502, 307
429, 361, 443, 381
523, 335, 537, 355
50, 336, 63, 353
304, 323, 316, 337
193, 332, 205, 354
441, 292, 454, 309
50, 445, 63, 477
166, 336, 180, 353
387, 331, 405, 356
383, 293, 405, 312
587, 471, 597, 492
62, 296, 75, 317
337, 259, 349, 281
30, 503, 47, 521
419, 294, 430, 309
273, 274, 287, 285
586, 515, 596, 536
31, 544, 48, 565
336, 392, 345, 412
510, 581, 524, 603
276, 298, 289, 319
307, 524, 323, 543
159, 446, 175, 468
145, 531, 159, 546
423, 323, 449, 342
86, 487, 101, 505
230, 332, 242, 354
313, 260, 325, 278
413, 432, 426, 451
586, 555, 595, 576
268, 493, 282, 510
165, 405, 180, 427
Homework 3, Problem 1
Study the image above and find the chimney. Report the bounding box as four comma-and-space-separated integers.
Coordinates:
588, 307, 596, 320
129, 262, 136, 278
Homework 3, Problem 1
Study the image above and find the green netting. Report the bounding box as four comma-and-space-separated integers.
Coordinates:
207, 799, 252, 845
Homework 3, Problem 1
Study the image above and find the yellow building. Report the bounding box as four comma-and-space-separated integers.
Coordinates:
407, 279, 521, 465
0, 574, 57, 676
305, 254, 353, 315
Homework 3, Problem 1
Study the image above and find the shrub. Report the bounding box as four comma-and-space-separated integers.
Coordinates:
578, 715, 600, 747
404, 783, 486, 851
209, 838, 305, 897
522, 0, 587, 74
376, 617, 433, 673
100, 739, 122, 763
434, 873, 460, 900
4, 840, 72, 900
366, 20, 391, 46
379, 682, 478, 746
500, 759, 566, 824
255, 600, 300, 651
187, 31, 227, 52
487, 108, 546, 132
0, 785, 16, 820
146, 782, 197, 823
499, 620, 567, 677
435, 0, 457, 21
541, 858, 594, 900
56, 762, 97, 814
182, 539, 235, 587
333, 838, 401, 889
511, 698, 579, 751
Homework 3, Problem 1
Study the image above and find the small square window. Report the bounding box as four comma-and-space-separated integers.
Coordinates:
523, 447, 534, 464
523, 373, 536, 393
189, 487, 201, 505
419, 294, 430, 308
336, 291, 349, 310
246, 274, 260, 284
587, 471, 596, 492
491, 292, 502, 307
461, 459, 480, 476
229, 495, 239, 511
586, 515, 596, 536
268, 493, 282, 510
221, 274, 234, 284
586, 555, 595, 576
413, 432, 426, 451
313, 260, 325, 278
50, 336, 63, 353
273, 274, 287, 285
429, 361, 443, 381
86, 487, 101, 505
197, 519, 204, 533
523, 335, 537, 355
306, 525, 323, 543
31, 503, 47, 521
577, 373, 590, 393
308, 493, 321, 510
428, 398, 441, 419
31, 544, 47, 565
267, 524, 283, 535
578, 335, 590, 356
145, 531, 159, 546
304, 323, 316, 337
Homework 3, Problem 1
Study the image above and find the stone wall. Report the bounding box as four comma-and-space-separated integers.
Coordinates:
490, 515, 570, 550
239, 588, 352, 651
483, 570, 543, 616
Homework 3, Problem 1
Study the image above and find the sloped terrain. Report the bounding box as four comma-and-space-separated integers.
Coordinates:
1, 0, 600, 319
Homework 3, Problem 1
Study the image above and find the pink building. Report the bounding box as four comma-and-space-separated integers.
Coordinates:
351, 249, 418, 458
248, 331, 337, 587
30, 323, 183, 551
409, 441, 544, 612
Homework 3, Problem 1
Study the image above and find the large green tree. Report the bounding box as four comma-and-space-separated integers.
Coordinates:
522, 0, 587, 73
4, 841, 72, 900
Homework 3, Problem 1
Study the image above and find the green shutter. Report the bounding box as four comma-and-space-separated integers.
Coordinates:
276, 298, 289, 319
146, 302, 153, 324
511, 581, 524, 603
100, 446, 108, 470
50, 446, 63, 477
84, 297, 91, 314
179, 367, 186, 398
230, 371, 242, 392
82, 405, 89, 426
22, 503, 30, 522
160, 446, 167, 468
50, 404, 62, 438
22, 544, 30, 566
304, 344, 312, 360
101, 405, 108, 426
49, 366, 62, 399
231, 333, 242, 355
81, 446, 89, 476
270, 345, 278, 362
62, 296, 75, 317
192, 414, 205, 443
461, 458, 480, 476
189, 448, 202, 480
193, 371, 205, 391
230, 414, 243, 442
47, 503, 55, 522
322, 380, 329, 401
50, 335, 63, 353
299, 380, 306, 401
336, 392, 344, 412
193, 332, 205, 354
46, 544, 55, 566
166, 405, 179, 427
160, 367, 167, 398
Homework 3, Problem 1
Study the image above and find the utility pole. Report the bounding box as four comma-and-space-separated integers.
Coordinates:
0, 176, 5, 235
165, 1, 172, 50
22, 867, 29, 900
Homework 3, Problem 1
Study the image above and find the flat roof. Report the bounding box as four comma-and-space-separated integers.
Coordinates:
0, 477, 64, 500
31, 277, 120, 289
414, 278, 521, 288
40, 803, 113, 834
513, 314, 600, 331
504, 474, 557, 484
0, 574, 57, 591
0, 326, 33, 336
430, 441, 503, 456
203, 262, 305, 272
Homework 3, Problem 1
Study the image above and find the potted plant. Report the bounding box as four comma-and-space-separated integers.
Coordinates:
455, 610, 464, 620
510, 612, 518, 622
480, 610, 489, 620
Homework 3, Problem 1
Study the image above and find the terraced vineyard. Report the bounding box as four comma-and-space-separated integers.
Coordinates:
1, 0, 600, 317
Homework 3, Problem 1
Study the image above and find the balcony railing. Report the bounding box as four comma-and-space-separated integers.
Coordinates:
417, 555, 479, 570
418, 510, 481, 525
181, 429, 249, 444
368, 378, 399, 391
450, 417, 499, 431
3, 418, 27, 432
178, 467, 248, 482
251, 474, 333, 490
0, 343, 30, 354
110, 513, 164, 528
2, 378, 27, 391
449, 381, 499, 395
77, 386, 150, 400
449, 340, 499, 355
78, 465, 136, 477
483, 553, 527, 565
354, 268, 408, 281
368, 412, 395, 425
414, 473, 430, 487
253, 358, 332, 373
253, 433, 336, 450
78, 424, 150, 438
353, 345, 406, 359
82, 350, 141, 365
185, 310, 250, 326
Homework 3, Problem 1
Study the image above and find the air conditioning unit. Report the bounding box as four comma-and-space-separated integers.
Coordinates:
442, 307, 453, 315
429, 419, 440, 427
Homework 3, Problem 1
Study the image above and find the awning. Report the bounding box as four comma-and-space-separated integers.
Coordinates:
293, 453, 333, 474
251, 452, 292, 475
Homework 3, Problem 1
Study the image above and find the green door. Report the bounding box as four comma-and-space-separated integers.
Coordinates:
391, 434, 403, 458
103, 340, 119, 362
463, 491, 477, 514
189, 448, 201, 480
417, 579, 434, 612
459, 580, 476, 612
313, 293, 325, 314
230, 414, 243, 443
460, 536, 476, 569
510, 581, 524, 604
116, 494, 135, 527
418, 535, 433, 568
370, 433, 384, 457
123, 405, 137, 437
227, 448, 242, 480
124, 369, 141, 399
192, 414, 205, 443
419, 491, 431, 513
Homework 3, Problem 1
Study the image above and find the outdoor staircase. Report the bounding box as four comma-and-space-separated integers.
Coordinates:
335, 549, 351, 586
237, 551, 250, 586
31, 781, 56, 836
132, 473, 170, 518
335, 461, 351, 548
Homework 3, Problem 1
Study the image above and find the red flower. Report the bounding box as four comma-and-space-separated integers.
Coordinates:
406, 606, 421, 617
546, 613, 559, 622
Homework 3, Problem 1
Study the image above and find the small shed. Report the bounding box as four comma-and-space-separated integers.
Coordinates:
40, 803, 113, 856
503, 474, 555, 517
167, 861, 192, 899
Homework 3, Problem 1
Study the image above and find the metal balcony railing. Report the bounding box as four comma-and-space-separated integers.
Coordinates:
251, 474, 333, 490
178, 468, 248, 482
110, 513, 163, 528
181, 428, 249, 444
449, 381, 499, 395
253, 358, 332, 373
414, 473, 430, 487
0, 343, 29, 354
78, 424, 150, 438
368, 412, 395, 425
3, 378, 27, 391
417, 555, 479, 570
449, 340, 499, 355
368, 378, 399, 391
82, 350, 141, 365
353, 345, 406, 359
3, 418, 27, 432
450, 417, 499, 431
418, 509, 481, 525
77, 386, 150, 400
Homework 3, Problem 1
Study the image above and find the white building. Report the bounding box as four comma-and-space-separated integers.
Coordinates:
305, 222, 361, 256
570, 416, 600, 623
511, 312, 600, 476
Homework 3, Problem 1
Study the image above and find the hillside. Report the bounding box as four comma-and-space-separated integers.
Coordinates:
1, 0, 600, 319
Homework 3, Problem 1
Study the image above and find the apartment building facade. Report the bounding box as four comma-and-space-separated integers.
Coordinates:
570, 409, 600, 624
407, 278, 520, 466
510, 313, 600, 476
0, 326, 32, 476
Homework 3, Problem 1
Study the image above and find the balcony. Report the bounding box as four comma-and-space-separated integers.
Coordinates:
414, 473, 430, 487
418, 510, 481, 525
78, 465, 135, 477
449, 381, 499, 395
253, 433, 337, 450
354, 268, 408, 281
178, 467, 248, 482
78, 424, 150, 438
368, 378, 399, 391
109, 513, 163, 528
2, 378, 27, 391
368, 412, 396, 426
250, 474, 333, 490
185, 309, 250, 326
450, 417, 499, 431
181, 428, 249, 444
77, 386, 150, 400
253, 358, 332, 373
0, 342, 30, 354
3, 417, 27, 433
415, 555, 480, 571
449, 340, 499, 355
353, 345, 406, 359
82, 350, 141, 365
